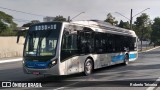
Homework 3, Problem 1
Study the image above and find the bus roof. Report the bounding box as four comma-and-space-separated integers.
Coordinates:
28, 21, 137, 37
70, 20, 137, 37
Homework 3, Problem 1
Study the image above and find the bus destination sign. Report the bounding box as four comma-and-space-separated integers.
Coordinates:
34, 24, 57, 31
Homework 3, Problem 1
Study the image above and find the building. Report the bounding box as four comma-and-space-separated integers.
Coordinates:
43, 16, 55, 22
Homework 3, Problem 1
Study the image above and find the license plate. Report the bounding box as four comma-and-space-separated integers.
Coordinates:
33, 72, 40, 75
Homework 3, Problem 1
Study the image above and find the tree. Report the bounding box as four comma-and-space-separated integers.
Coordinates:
151, 17, 160, 46
134, 13, 152, 40
22, 20, 40, 27
0, 11, 17, 34
118, 20, 130, 29
134, 13, 152, 50
54, 15, 66, 21
0, 21, 8, 33
104, 13, 118, 25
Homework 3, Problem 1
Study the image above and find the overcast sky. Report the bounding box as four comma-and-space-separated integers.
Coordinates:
1, 0, 160, 26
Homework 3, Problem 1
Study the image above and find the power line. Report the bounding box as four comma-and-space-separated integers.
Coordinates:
0, 6, 46, 17
0, 16, 30, 23
13, 20, 28, 23
13, 18, 30, 22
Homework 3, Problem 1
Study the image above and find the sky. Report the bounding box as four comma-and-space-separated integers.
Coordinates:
0, 0, 160, 26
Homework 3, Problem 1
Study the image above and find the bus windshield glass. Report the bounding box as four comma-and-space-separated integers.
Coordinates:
24, 22, 62, 57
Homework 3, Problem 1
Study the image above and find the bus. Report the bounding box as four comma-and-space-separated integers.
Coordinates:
17, 20, 138, 76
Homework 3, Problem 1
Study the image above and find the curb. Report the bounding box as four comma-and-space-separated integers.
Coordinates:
138, 46, 160, 53
0, 58, 22, 64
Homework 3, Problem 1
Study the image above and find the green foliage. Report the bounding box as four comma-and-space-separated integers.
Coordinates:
118, 20, 130, 29
134, 13, 152, 41
0, 21, 8, 33
104, 13, 118, 25
151, 17, 160, 45
54, 15, 66, 21
0, 30, 17, 36
0, 11, 17, 36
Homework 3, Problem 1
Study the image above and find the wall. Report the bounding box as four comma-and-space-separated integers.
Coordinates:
0, 37, 25, 58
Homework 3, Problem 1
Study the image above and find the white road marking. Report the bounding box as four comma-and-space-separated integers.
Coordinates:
139, 46, 160, 53
146, 77, 160, 90
0, 58, 22, 64
53, 81, 80, 90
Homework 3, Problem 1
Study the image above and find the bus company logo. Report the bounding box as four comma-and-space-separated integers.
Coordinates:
1, 82, 42, 88
2, 82, 11, 87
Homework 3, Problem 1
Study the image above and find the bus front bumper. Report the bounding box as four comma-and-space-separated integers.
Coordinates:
23, 65, 59, 75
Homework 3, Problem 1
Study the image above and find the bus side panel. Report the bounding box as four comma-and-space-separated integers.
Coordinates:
129, 51, 138, 61
78, 54, 106, 73
78, 55, 87, 73
110, 52, 126, 65
59, 60, 66, 75
61, 56, 80, 75
92, 54, 110, 69
92, 53, 125, 69
59, 51, 137, 75
91, 54, 101, 69
87, 53, 124, 70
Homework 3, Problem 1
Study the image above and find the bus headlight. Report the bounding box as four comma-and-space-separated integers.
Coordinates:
52, 60, 56, 64
48, 58, 58, 68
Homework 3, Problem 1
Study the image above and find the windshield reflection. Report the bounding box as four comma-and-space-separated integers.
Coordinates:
25, 30, 59, 56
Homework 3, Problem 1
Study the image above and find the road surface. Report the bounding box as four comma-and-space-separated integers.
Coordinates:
0, 47, 160, 90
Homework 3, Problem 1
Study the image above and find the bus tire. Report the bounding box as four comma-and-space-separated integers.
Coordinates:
84, 58, 93, 76
124, 54, 129, 65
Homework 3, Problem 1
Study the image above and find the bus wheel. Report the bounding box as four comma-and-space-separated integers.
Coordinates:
84, 59, 93, 76
124, 54, 129, 65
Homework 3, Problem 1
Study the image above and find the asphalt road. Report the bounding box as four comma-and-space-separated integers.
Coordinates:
0, 48, 160, 90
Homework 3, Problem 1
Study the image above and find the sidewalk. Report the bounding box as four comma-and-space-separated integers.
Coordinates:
0, 57, 22, 60
0, 57, 22, 64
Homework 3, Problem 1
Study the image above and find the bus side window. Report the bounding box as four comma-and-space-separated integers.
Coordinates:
61, 30, 78, 62
61, 26, 79, 61
106, 34, 113, 53
79, 28, 94, 54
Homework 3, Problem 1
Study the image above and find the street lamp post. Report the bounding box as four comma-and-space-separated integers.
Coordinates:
130, 9, 133, 30
115, 8, 150, 30
68, 12, 85, 22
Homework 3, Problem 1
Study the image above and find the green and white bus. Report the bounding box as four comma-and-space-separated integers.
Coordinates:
18, 20, 138, 76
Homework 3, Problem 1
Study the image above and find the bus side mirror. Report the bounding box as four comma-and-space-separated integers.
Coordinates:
137, 38, 139, 42
16, 30, 27, 45
17, 35, 20, 43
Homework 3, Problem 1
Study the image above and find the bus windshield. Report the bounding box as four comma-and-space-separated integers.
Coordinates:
24, 22, 61, 57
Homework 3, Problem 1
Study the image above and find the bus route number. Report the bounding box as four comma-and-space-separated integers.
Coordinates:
35, 24, 57, 30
